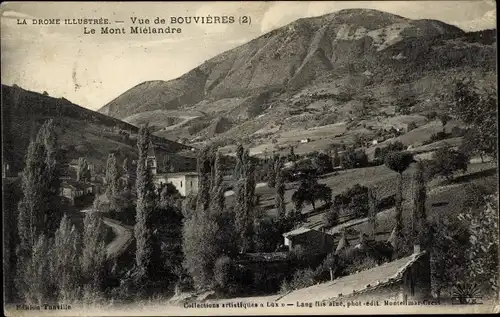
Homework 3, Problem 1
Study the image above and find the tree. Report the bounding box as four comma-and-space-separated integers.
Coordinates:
292, 175, 331, 212
429, 147, 469, 181
81, 212, 107, 293
312, 152, 334, 175
438, 113, 451, 133
213, 255, 235, 293
324, 203, 340, 227
332, 148, 340, 167
275, 170, 286, 220
105, 153, 119, 210
50, 214, 82, 302
134, 124, 159, 281
412, 162, 430, 247
464, 194, 499, 295
17, 120, 61, 260
197, 146, 212, 213
384, 151, 414, 255
342, 147, 368, 169
16, 234, 52, 305
367, 189, 377, 239
77, 157, 90, 182
159, 183, 182, 210
450, 79, 497, 160
210, 150, 225, 215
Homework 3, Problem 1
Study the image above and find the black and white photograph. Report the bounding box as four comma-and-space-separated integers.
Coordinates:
1, 1, 498, 315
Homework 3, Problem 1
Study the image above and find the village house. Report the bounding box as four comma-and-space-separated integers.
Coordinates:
276, 244, 432, 303
59, 180, 94, 205
146, 142, 199, 197
300, 138, 311, 143
283, 227, 336, 254
94, 194, 111, 212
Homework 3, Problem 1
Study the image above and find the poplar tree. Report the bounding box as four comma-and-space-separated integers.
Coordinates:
210, 150, 225, 214
81, 211, 107, 293
134, 124, 159, 280
182, 146, 221, 289
275, 169, 286, 220
412, 161, 429, 247
196, 146, 212, 213
367, 188, 377, 239
17, 120, 61, 258
50, 214, 82, 302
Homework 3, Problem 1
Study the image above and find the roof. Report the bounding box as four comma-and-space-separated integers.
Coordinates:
277, 251, 427, 302
157, 172, 199, 177
283, 227, 313, 237
61, 180, 93, 190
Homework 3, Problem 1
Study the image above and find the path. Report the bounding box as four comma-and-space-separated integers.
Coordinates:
80, 207, 134, 259
160, 116, 199, 132
224, 182, 268, 197
102, 217, 134, 259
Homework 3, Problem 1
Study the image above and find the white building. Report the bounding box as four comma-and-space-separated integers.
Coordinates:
154, 172, 199, 197
146, 142, 199, 196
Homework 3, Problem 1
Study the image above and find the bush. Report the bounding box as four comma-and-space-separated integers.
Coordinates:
342, 148, 369, 169
214, 256, 234, 292
429, 147, 469, 181
374, 141, 405, 165
333, 184, 370, 218
279, 268, 316, 294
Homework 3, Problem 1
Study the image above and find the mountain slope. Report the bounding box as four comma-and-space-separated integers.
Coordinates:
99, 9, 467, 119
1, 85, 195, 174
98, 9, 495, 155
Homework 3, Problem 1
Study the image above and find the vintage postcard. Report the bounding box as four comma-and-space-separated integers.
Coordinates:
1, 1, 498, 315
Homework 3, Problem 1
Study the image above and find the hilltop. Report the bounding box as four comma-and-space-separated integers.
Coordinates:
98, 9, 496, 153
1, 84, 196, 174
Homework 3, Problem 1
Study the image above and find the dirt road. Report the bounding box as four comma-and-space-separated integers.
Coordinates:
102, 217, 134, 259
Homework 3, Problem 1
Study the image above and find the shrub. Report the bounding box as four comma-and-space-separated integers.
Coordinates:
280, 268, 316, 294
342, 148, 369, 169
214, 256, 234, 292
429, 147, 469, 181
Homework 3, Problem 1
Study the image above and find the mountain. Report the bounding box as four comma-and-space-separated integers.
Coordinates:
1, 84, 196, 174
98, 9, 496, 153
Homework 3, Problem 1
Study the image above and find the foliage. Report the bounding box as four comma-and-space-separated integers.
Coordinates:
292, 175, 332, 211
214, 256, 235, 293
159, 183, 182, 210
374, 141, 405, 164
76, 157, 91, 182
134, 124, 160, 281
275, 170, 286, 220
279, 268, 316, 294
384, 151, 414, 175
312, 151, 334, 175
81, 211, 107, 292
438, 113, 451, 133
411, 161, 431, 247
253, 218, 281, 253
17, 119, 61, 258
16, 234, 52, 305
429, 147, 469, 181
341, 147, 369, 169
462, 194, 499, 295
50, 214, 82, 302
105, 153, 120, 211
182, 209, 221, 290
449, 79, 497, 159
333, 184, 370, 218
323, 203, 340, 227
429, 216, 470, 299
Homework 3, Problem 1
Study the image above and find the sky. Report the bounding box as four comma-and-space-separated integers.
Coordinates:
1, 1, 496, 110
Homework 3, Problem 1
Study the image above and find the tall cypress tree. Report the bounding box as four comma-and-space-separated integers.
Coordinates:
367, 188, 377, 239
275, 169, 286, 220
134, 124, 158, 280
196, 146, 212, 213
210, 150, 225, 214
412, 161, 429, 248
17, 120, 61, 258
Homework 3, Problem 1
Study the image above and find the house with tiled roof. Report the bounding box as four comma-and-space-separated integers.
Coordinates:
283, 227, 336, 254
276, 246, 431, 302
